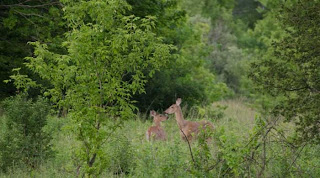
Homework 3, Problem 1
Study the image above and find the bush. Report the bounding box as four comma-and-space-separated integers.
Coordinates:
0, 94, 53, 171
132, 140, 188, 177
106, 134, 134, 175
188, 104, 227, 121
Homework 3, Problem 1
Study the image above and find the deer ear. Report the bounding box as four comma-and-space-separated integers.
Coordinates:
150, 110, 156, 116
176, 98, 182, 106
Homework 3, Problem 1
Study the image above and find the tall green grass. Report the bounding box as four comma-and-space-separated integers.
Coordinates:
0, 99, 319, 177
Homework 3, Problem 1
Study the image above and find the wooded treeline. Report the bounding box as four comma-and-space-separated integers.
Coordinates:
1, 0, 261, 107
0, 0, 319, 177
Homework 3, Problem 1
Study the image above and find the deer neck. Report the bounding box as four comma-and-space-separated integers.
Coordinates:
175, 106, 186, 128
154, 120, 161, 127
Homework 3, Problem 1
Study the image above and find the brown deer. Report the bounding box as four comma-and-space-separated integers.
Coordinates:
146, 110, 168, 141
164, 98, 214, 142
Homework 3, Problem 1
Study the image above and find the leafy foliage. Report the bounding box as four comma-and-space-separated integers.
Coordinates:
14, 0, 173, 176
0, 94, 52, 171
1, 100, 320, 177
250, 0, 320, 143
129, 0, 228, 111
233, 0, 263, 28
106, 134, 134, 175
0, 0, 65, 99
181, 0, 250, 95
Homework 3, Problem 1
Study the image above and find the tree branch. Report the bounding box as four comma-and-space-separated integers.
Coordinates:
179, 125, 196, 168
13, 9, 48, 18
288, 142, 308, 172
0, 1, 62, 9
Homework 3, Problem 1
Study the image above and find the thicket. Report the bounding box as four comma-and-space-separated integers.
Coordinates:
250, 0, 320, 144
0, 95, 52, 172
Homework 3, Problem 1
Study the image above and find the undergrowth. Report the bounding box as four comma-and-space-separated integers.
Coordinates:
0, 99, 319, 177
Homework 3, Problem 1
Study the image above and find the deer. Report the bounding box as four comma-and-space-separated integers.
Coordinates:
164, 98, 214, 142
146, 110, 168, 141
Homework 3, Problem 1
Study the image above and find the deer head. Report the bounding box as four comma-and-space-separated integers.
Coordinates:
150, 110, 168, 124
164, 98, 182, 114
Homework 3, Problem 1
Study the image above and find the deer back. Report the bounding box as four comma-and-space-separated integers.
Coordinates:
146, 126, 167, 141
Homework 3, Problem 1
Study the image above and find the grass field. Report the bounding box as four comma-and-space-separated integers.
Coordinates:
1, 99, 319, 177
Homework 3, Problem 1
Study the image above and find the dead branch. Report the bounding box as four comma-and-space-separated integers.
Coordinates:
0, 0, 62, 9
179, 125, 196, 168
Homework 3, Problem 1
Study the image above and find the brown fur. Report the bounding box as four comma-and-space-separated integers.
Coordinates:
165, 98, 214, 141
146, 110, 168, 141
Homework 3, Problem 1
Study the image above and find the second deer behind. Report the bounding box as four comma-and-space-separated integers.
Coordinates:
146, 110, 168, 141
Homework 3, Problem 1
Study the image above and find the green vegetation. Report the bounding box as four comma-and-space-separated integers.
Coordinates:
1, 100, 319, 177
1, 0, 319, 177
250, 0, 320, 144
0, 95, 52, 172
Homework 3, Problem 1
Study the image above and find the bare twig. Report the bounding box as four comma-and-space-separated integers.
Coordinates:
179, 125, 196, 168
13, 9, 47, 18
288, 142, 308, 172
206, 159, 224, 171
0, 1, 62, 8
257, 129, 268, 177
272, 127, 297, 148
221, 167, 232, 177
145, 97, 157, 117
13, 10, 37, 25
88, 153, 97, 167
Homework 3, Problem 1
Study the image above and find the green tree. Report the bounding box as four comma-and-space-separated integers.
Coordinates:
198, 0, 245, 94
129, 0, 228, 111
237, 0, 286, 99
250, 0, 320, 143
11, 0, 172, 176
233, 0, 263, 29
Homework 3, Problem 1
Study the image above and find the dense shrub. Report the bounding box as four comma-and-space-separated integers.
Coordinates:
0, 95, 52, 171
132, 140, 188, 177
106, 134, 134, 175
187, 104, 227, 121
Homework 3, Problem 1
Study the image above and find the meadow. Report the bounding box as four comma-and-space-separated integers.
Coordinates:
1, 99, 319, 177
